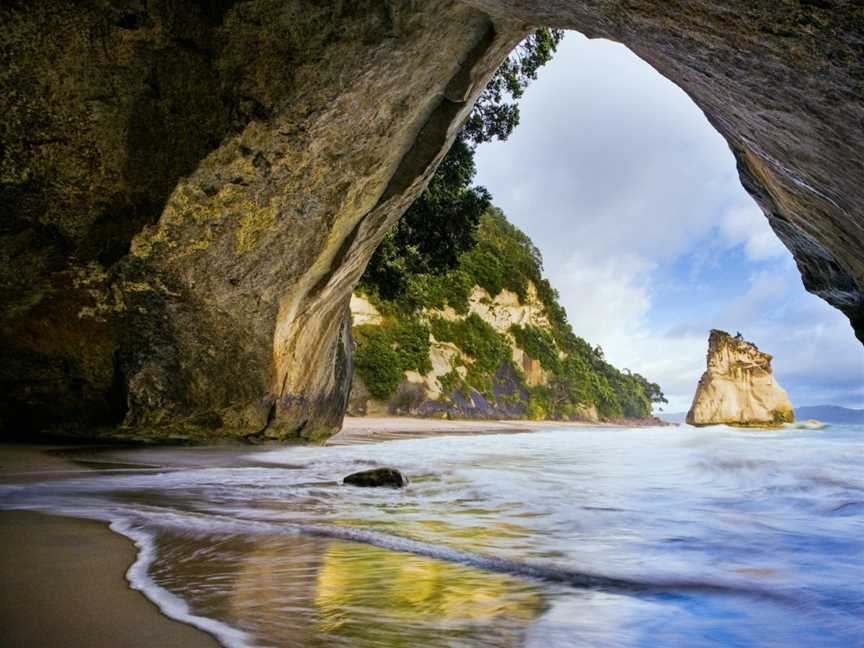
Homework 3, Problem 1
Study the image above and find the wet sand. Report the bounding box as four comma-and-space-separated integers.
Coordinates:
0, 417, 646, 646
330, 415, 607, 445
0, 445, 218, 647
0, 510, 217, 648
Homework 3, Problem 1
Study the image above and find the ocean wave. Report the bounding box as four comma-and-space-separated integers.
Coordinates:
111, 519, 256, 648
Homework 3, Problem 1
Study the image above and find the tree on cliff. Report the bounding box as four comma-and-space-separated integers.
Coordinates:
361, 29, 564, 300
462, 27, 564, 145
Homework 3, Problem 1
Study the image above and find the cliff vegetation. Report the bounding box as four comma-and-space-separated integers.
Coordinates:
352, 209, 667, 421
351, 29, 663, 421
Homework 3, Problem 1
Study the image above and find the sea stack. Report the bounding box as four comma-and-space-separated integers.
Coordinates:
687, 330, 794, 427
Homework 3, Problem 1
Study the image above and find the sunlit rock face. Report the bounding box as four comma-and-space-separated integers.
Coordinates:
686, 330, 794, 427
347, 284, 599, 422
2, 0, 861, 441
0, 1, 523, 441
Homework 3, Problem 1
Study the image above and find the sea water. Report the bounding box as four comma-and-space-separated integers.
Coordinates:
1, 424, 862, 647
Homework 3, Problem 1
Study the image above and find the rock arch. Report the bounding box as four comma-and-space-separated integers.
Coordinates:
1, 1, 861, 441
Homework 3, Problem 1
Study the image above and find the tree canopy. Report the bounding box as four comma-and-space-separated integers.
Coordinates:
463, 28, 565, 145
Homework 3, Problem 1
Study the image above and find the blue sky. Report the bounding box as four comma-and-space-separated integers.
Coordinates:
475, 32, 864, 412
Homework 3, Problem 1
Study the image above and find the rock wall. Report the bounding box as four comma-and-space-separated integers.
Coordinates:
686, 330, 794, 427
2, 1, 861, 441
0, 1, 523, 441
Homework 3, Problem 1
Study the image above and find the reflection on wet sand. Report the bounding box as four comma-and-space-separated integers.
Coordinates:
149, 531, 547, 648
313, 540, 546, 646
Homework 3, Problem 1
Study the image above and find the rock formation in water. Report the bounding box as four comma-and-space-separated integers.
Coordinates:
1, 1, 862, 442
686, 330, 794, 427
343, 467, 408, 488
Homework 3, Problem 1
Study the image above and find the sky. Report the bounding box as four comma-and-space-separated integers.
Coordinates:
474, 32, 864, 413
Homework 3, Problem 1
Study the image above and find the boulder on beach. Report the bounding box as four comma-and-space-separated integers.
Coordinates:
343, 467, 407, 488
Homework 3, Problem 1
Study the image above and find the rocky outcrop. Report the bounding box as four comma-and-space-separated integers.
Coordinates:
343, 467, 408, 489
687, 330, 794, 427
2, 1, 862, 442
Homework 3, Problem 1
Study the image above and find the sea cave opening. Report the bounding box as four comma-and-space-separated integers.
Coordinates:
349, 28, 864, 424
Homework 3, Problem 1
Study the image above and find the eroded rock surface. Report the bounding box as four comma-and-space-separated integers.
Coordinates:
687, 330, 794, 427
1, 1, 861, 441
1, 1, 522, 441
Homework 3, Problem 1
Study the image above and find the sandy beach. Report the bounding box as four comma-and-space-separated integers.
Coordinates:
0, 444, 218, 647
0, 509, 217, 648
0, 417, 638, 646
329, 415, 613, 445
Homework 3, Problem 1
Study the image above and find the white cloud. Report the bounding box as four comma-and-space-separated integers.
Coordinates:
722, 270, 789, 324
554, 253, 653, 346
718, 203, 787, 261
476, 33, 742, 271
554, 252, 705, 412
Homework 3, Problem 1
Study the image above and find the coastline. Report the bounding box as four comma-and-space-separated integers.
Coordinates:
0, 445, 220, 647
330, 414, 665, 445
0, 417, 663, 646
0, 510, 218, 648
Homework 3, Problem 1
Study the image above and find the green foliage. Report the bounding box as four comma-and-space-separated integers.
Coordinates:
460, 207, 544, 301
353, 327, 404, 400
464, 29, 566, 145
361, 137, 491, 303
353, 319, 432, 400
631, 372, 667, 407
430, 314, 509, 375
402, 269, 473, 315
526, 387, 552, 420
392, 319, 433, 375
438, 366, 461, 398
430, 313, 510, 397
510, 324, 560, 372
459, 248, 504, 298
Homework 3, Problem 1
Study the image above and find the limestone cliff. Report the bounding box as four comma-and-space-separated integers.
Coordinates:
686, 330, 794, 427
1, 1, 862, 442
348, 210, 661, 422
348, 285, 597, 421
